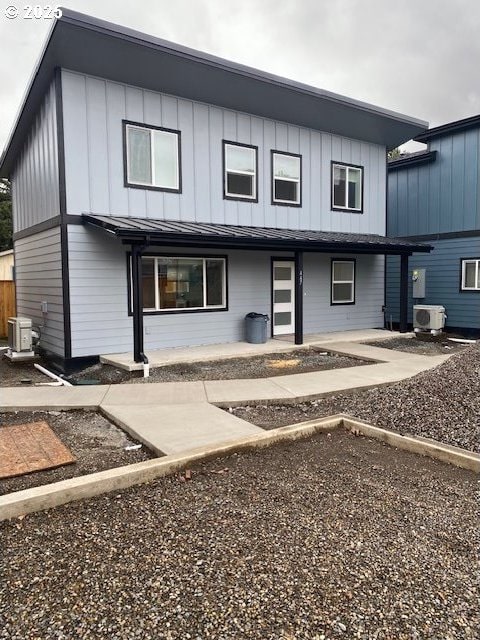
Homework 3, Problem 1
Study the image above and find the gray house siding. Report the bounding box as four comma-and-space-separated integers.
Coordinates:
61, 70, 386, 236
14, 227, 65, 355
68, 225, 384, 357
10, 81, 60, 233
386, 236, 480, 330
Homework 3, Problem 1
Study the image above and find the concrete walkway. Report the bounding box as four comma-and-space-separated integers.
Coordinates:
1, 340, 450, 456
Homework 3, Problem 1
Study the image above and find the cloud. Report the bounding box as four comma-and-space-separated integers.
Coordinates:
0, 0, 478, 154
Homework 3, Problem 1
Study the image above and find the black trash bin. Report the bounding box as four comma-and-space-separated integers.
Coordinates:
245, 312, 269, 344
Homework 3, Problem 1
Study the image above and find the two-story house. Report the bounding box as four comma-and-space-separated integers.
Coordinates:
387, 115, 480, 336
0, 10, 431, 372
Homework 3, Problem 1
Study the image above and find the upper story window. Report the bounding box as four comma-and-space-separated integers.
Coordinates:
223, 141, 258, 201
272, 151, 301, 206
331, 162, 363, 212
461, 258, 480, 291
124, 121, 181, 192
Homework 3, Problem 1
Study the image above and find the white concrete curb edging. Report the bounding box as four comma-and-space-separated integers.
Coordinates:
1, 414, 478, 521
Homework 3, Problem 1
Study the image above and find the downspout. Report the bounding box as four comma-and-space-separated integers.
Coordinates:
131, 241, 149, 375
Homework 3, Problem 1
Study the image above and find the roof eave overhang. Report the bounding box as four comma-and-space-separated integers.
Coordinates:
388, 150, 437, 171
0, 8, 428, 177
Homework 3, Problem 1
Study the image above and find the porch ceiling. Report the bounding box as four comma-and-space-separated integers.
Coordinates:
83, 214, 432, 255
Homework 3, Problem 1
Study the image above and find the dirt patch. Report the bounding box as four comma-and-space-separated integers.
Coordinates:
0, 410, 154, 495
0, 354, 54, 387
229, 346, 480, 452
1, 430, 477, 639
72, 348, 370, 385
364, 334, 474, 355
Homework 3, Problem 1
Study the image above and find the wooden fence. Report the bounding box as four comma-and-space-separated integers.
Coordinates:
0, 280, 16, 338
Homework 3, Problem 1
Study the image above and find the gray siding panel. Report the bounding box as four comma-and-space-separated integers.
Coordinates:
386, 237, 480, 330
62, 70, 386, 235
10, 82, 60, 233
68, 225, 385, 357
14, 227, 64, 356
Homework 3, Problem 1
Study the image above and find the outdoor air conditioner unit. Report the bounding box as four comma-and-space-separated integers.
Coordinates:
413, 305, 446, 332
6, 317, 35, 361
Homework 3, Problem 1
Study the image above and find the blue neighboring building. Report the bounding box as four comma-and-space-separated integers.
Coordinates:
387, 115, 480, 336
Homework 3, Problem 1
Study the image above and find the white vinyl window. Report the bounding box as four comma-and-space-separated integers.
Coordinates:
137, 256, 227, 312
125, 123, 180, 191
224, 142, 257, 200
461, 258, 480, 291
272, 152, 301, 205
331, 260, 355, 304
332, 163, 363, 211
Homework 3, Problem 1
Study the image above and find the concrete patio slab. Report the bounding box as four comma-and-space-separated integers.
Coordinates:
324, 341, 416, 362
100, 329, 408, 371
101, 402, 262, 455
0, 385, 110, 411
100, 380, 207, 405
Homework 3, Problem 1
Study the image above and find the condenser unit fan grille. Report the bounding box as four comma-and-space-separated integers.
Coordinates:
415, 309, 431, 327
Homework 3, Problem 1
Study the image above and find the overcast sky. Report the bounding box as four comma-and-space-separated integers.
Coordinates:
1, 0, 479, 154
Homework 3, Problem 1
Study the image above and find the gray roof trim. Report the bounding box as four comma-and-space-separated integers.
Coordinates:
1, 8, 428, 176
388, 150, 437, 171
414, 114, 480, 142
83, 214, 432, 255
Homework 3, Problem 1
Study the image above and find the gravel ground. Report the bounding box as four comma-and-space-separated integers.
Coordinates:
364, 335, 473, 355
0, 410, 153, 494
1, 430, 477, 639
0, 354, 51, 386
231, 346, 480, 452
71, 349, 368, 385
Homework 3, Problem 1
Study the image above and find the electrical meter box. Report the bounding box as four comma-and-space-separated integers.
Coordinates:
412, 268, 426, 298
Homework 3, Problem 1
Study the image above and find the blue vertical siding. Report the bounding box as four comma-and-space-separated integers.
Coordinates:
388, 127, 480, 237
386, 237, 480, 331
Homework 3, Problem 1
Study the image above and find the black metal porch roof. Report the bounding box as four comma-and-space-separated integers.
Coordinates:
83, 214, 432, 255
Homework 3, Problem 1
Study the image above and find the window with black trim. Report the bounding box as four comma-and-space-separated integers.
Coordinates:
134, 256, 227, 312
124, 121, 181, 192
272, 151, 301, 205
223, 141, 257, 200
331, 260, 355, 304
461, 258, 480, 291
332, 163, 363, 212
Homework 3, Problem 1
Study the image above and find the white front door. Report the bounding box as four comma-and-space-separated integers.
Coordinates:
272, 260, 295, 335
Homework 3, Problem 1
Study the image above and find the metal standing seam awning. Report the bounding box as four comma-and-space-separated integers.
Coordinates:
82, 214, 433, 363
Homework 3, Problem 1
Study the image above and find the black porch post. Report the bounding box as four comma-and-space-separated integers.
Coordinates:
294, 250, 304, 345
131, 243, 148, 364
399, 253, 409, 333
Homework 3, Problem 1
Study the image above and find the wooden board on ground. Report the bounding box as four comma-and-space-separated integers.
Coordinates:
0, 421, 75, 479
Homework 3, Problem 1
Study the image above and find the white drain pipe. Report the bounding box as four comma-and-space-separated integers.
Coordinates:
34, 363, 73, 386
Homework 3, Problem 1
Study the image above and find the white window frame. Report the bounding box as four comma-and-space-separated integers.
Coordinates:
131, 256, 227, 313
223, 141, 257, 201
272, 151, 301, 206
331, 260, 356, 305
125, 122, 181, 191
461, 258, 480, 291
331, 163, 363, 212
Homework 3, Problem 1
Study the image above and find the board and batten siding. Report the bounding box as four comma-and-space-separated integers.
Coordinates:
386, 237, 480, 330
303, 253, 385, 333
61, 70, 386, 236
14, 227, 65, 355
388, 127, 480, 237
10, 81, 60, 233
68, 225, 384, 357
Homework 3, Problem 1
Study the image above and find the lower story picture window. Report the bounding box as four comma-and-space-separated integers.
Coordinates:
331, 260, 355, 304
461, 258, 480, 291
136, 256, 226, 311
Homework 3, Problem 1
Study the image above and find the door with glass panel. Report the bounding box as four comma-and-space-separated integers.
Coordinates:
272, 261, 295, 335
